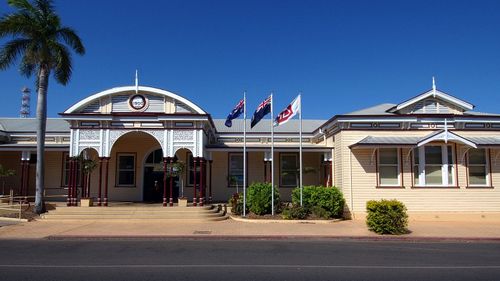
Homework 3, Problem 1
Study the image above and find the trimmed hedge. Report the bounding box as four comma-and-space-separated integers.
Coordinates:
366, 199, 408, 235
247, 182, 280, 215
291, 186, 345, 218
282, 205, 309, 220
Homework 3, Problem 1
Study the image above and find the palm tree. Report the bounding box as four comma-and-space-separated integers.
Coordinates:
0, 0, 85, 214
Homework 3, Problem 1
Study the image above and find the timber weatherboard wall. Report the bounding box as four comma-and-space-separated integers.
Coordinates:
333, 129, 500, 215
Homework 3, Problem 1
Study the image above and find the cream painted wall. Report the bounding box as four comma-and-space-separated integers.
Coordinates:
331, 129, 500, 216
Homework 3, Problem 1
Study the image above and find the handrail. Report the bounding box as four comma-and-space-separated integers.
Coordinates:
0, 192, 66, 220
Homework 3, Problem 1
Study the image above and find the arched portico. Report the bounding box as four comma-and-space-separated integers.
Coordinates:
62, 85, 214, 206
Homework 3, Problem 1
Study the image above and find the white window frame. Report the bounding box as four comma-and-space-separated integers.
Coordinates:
414, 144, 455, 187
117, 153, 136, 187
467, 148, 490, 187
377, 148, 401, 187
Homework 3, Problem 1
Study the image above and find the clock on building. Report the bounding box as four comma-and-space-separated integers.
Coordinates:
129, 94, 147, 111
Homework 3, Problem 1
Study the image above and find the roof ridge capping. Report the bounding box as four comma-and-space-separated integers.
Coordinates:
391, 88, 474, 113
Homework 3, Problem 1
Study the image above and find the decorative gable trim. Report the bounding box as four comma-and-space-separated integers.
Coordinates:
393, 89, 474, 113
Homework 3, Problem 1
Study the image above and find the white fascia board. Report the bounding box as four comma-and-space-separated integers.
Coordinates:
157, 116, 209, 121
205, 147, 332, 152
64, 86, 207, 114
62, 116, 113, 121
10, 133, 69, 137
219, 133, 315, 138
336, 118, 418, 122
396, 90, 474, 111
455, 118, 500, 123
417, 131, 477, 148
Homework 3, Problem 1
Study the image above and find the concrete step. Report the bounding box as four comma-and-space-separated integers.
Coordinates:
40, 204, 228, 221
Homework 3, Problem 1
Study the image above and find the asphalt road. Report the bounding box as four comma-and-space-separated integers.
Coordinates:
0, 239, 499, 281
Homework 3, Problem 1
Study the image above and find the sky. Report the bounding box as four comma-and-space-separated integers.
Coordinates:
0, 0, 500, 120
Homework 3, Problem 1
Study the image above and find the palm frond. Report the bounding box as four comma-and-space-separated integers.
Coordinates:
51, 42, 72, 85
7, 0, 37, 14
0, 13, 37, 38
0, 38, 30, 70
34, 0, 54, 17
56, 27, 85, 54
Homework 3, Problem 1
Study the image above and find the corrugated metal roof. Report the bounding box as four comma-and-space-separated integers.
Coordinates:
343, 103, 396, 116
467, 137, 500, 145
0, 118, 69, 132
213, 119, 325, 134
354, 136, 421, 146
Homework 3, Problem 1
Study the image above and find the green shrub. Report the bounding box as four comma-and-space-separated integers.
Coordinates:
282, 205, 309, 220
292, 186, 345, 218
366, 199, 409, 235
247, 182, 280, 215
228, 193, 245, 215
310, 206, 331, 219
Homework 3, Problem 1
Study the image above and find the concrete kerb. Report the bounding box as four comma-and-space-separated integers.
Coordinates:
229, 215, 343, 224
0, 217, 28, 223
44, 234, 500, 243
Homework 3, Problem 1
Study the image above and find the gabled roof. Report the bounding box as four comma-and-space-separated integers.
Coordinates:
214, 119, 325, 134
343, 103, 396, 116
350, 130, 500, 148
393, 89, 474, 112
0, 118, 69, 133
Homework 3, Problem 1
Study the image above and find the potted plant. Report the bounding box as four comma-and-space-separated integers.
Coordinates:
0, 164, 15, 203
80, 156, 97, 207
168, 161, 187, 207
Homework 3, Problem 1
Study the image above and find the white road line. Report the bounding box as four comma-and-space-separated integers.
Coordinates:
0, 264, 499, 269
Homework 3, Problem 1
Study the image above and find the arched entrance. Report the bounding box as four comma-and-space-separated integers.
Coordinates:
143, 149, 179, 202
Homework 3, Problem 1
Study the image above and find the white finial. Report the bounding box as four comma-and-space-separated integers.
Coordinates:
135, 70, 139, 94
432, 76, 436, 97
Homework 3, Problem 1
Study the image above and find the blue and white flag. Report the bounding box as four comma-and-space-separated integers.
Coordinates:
251, 95, 272, 128
225, 99, 245, 127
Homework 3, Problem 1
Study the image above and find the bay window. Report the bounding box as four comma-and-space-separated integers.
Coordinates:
413, 145, 455, 186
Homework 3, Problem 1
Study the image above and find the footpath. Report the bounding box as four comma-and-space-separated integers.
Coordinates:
1, 217, 500, 241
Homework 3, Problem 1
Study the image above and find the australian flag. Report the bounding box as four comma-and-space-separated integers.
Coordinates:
225, 99, 245, 127
251, 95, 272, 128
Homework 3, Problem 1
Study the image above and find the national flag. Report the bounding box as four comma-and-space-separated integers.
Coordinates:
250, 95, 272, 128
225, 99, 245, 127
274, 95, 300, 126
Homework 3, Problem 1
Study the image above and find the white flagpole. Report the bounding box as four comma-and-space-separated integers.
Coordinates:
135, 70, 139, 94
270, 93, 275, 216
299, 93, 303, 207
243, 91, 247, 217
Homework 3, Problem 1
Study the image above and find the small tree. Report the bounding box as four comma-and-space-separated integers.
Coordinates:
168, 161, 185, 198
0, 164, 15, 195
80, 157, 97, 198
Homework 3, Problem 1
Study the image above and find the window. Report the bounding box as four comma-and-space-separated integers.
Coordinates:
117, 153, 135, 186
378, 148, 400, 186
468, 149, 489, 186
413, 145, 455, 186
228, 153, 244, 187
61, 152, 81, 187
280, 154, 298, 187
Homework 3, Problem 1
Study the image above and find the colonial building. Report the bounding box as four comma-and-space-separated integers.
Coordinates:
1, 84, 499, 217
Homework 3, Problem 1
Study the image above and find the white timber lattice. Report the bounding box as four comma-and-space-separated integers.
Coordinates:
70, 128, 205, 158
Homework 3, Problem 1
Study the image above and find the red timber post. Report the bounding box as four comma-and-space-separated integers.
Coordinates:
24, 160, 30, 197
193, 157, 197, 206
97, 158, 103, 206
19, 159, 26, 197
169, 158, 174, 206
66, 158, 73, 206
208, 159, 213, 203
103, 157, 110, 206
72, 157, 78, 206
199, 158, 205, 206
163, 157, 168, 207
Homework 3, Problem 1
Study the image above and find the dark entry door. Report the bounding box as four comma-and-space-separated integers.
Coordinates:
143, 167, 164, 202
143, 167, 180, 202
